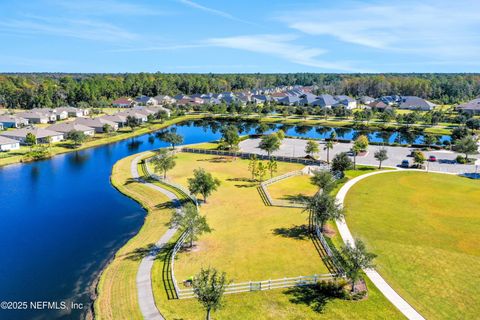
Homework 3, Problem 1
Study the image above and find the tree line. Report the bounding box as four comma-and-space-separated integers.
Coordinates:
1, 73, 480, 109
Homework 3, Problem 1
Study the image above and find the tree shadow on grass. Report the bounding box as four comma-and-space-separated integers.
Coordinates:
272, 225, 310, 240
284, 281, 347, 313
227, 177, 258, 188
196, 157, 235, 163
280, 194, 310, 203
124, 243, 158, 261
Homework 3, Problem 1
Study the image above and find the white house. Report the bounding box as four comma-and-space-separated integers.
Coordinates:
47, 122, 95, 136
17, 111, 50, 124
112, 97, 134, 108
0, 115, 29, 128
74, 117, 119, 133
134, 95, 156, 106
56, 106, 89, 117
399, 96, 436, 111
334, 95, 357, 109
0, 136, 20, 151
1, 127, 64, 144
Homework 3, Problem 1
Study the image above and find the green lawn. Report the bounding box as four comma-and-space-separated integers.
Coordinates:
148, 153, 403, 319
344, 171, 480, 319
267, 174, 317, 203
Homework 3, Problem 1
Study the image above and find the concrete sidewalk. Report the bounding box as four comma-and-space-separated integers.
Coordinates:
131, 154, 180, 320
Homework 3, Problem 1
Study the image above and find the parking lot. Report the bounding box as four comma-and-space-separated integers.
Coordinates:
239, 138, 480, 175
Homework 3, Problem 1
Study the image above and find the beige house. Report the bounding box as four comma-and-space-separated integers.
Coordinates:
0, 136, 20, 151
1, 127, 64, 144
47, 122, 95, 136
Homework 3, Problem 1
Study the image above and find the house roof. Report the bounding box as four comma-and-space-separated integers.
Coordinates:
112, 97, 133, 105
56, 106, 84, 113
457, 98, 480, 111
313, 94, 337, 107
399, 96, 436, 109
101, 114, 127, 123
335, 95, 355, 103
134, 95, 154, 103
0, 136, 19, 145
74, 117, 117, 128
368, 100, 389, 109
47, 123, 94, 133
0, 115, 28, 123
1, 127, 63, 139
17, 111, 49, 119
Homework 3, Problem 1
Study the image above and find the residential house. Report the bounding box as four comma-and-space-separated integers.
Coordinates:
31, 108, 67, 121
367, 100, 392, 111
74, 118, 118, 133
0, 115, 29, 128
133, 105, 171, 117
153, 95, 176, 105
312, 94, 337, 108
116, 110, 148, 122
134, 95, 156, 106
0, 136, 20, 151
456, 98, 480, 115
399, 96, 436, 111
1, 127, 64, 144
17, 111, 51, 124
112, 97, 134, 108
56, 106, 89, 117
100, 114, 127, 127
359, 96, 376, 105
0, 123, 3, 130
47, 123, 95, 136
335, 95, 357, 109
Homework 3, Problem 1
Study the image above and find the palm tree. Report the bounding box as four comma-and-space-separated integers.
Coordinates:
324, 140, 334, 164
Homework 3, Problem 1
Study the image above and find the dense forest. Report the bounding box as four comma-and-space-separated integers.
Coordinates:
0, 73, 479, 109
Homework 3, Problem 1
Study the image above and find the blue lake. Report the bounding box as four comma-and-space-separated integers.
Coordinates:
0, 120, 450, 319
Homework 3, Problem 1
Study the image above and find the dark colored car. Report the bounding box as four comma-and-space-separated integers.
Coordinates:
428, 155, 437, 162
401, 159, 410, 168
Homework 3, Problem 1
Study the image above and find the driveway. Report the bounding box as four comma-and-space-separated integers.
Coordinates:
239, 138, 480, 175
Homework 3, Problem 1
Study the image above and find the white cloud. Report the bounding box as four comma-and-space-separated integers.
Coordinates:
206, 34, 366, 72
0, 15, 139, 42
277, 0, 480, 59
177, 0, 256, 25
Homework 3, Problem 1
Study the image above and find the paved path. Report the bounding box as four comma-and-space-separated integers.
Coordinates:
240, 138, 480, 175
335, 170, 425, 320
131, 154, 180, 320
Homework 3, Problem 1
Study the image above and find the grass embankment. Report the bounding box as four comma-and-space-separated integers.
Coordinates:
344, 171, 480, 319
149, 153, 403, 319
94, 153, 174, 320
0, 114, 203, 167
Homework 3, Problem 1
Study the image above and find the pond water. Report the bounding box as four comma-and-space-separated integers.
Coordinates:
0, 119, 450, 320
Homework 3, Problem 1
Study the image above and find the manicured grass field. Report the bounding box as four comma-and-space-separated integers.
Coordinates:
344, 171, 480, 319
153, 152, 330, 283
94, 153, 173, 320
149, 156, 402, 319
267, 174, 317, 203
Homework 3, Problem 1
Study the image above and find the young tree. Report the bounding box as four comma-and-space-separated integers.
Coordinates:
103, 123, 113, 134
374, 148, 388, 169
192, 267, 228, 320
170, 203, 211, 248
423, 134, 436, 147
276, 129, 285, 141
305, 140, 320, 158
248, 155, 258, 180
25, 132, 37, 150
324, 140, 334, 164
66, 130, 86, 147
258, 133, 281, 157
188, 168, 221, 203
220, 125, 240, 150
310, 170, 336, 194
413, 150, 426, 167
256, 162, 267, 182
305, 192, 344, 232
266, 158, 278, 179
331, 152, 353, 177
126, 115, 141, 131
454, 135, 478, 162
151, 149, 176, 179
352, 135, 369, 169
341, 239, 376, 293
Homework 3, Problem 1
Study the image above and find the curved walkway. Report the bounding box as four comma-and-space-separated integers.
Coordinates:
335, 169, 425, 320
131, 154, 180, 320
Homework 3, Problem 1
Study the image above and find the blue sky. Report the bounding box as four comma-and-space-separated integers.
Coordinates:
1, 0, 480, 73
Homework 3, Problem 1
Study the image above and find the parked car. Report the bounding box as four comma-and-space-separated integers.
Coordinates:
400, 159, 410, 168
428, 155, 437, 162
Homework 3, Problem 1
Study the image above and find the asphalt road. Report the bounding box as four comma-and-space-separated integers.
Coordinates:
239, 138, 480, 174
